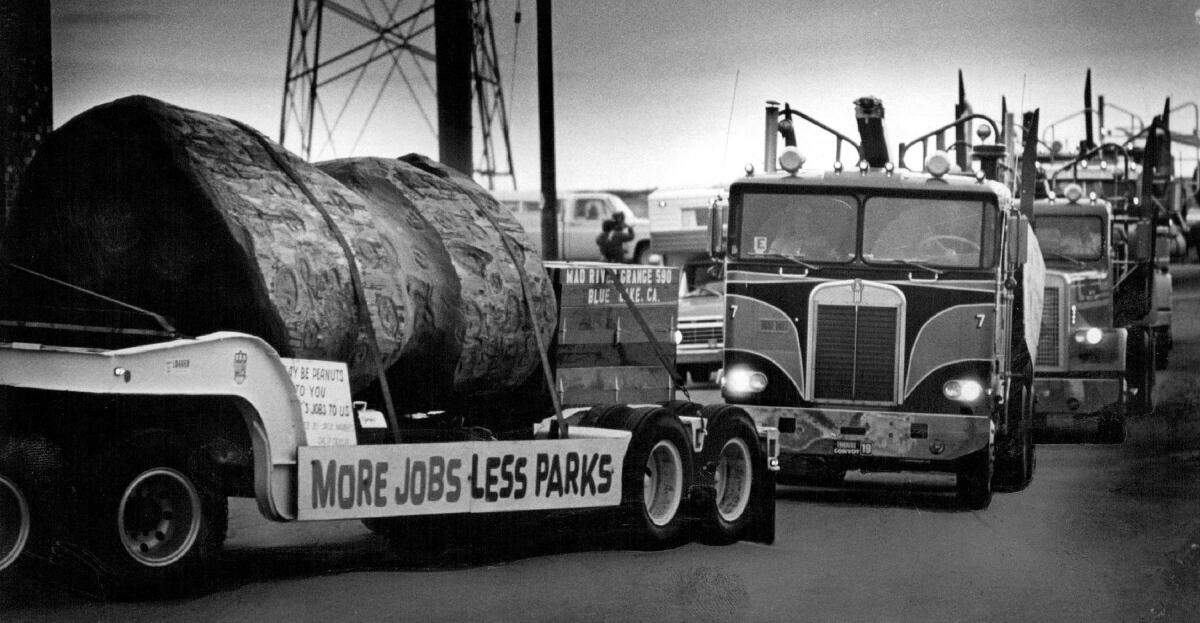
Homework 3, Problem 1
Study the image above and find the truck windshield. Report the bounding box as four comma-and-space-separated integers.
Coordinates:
738, 193, 856, 262
1033, 215, 1105, 262
862, 197, 995, 268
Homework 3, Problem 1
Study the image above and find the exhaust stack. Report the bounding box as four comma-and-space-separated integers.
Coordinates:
854, 96, 889, 167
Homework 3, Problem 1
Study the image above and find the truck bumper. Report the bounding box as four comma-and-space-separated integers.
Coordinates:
741, 406, 992, 476
675, 348, 722, 366
1033, 376, 1123, 428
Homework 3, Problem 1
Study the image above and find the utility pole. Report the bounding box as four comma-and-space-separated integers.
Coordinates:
537, 0, 557, 260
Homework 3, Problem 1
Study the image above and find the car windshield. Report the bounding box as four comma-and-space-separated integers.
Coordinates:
862, 197, 995, 268
738, 193, 856, 262
1033, 215, 1105, 262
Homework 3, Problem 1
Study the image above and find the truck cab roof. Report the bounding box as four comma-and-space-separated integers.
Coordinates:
732, 168, 1011, 202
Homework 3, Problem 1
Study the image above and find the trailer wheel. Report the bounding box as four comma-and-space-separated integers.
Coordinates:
87, 434, 227, 596
700, 413, 760, 543
621, 408, 692, 546
956, 444, 993, 510
0, 473, 31, 573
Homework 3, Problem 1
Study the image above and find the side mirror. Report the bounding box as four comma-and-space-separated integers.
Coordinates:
1128, 223, 1153, 263
709, 200, 726, 259
1006, 215, 1027, 268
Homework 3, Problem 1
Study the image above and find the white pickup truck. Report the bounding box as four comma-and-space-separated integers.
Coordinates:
493, 191, 653, 263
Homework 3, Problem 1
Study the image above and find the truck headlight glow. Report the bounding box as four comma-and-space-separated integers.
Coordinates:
943, 379, 983, 402
723, 367, 767, 394
1074, 327, 1103, 345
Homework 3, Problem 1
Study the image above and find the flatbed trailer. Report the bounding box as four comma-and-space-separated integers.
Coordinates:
0, 263, 778, 596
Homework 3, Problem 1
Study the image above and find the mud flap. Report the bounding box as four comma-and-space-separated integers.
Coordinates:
747, 467, 776, 544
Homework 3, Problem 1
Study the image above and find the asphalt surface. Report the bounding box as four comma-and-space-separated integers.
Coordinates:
4, 268, 1200, 622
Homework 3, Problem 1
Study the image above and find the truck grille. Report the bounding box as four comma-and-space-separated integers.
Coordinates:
1036, 286, 1061, 367
680, 325, 722, 345
813, 304, 897, 402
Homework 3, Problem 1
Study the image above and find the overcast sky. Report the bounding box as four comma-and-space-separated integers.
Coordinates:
51, 0, 1200, 192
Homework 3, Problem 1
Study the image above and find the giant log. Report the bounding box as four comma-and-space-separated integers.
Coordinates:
1, 96, 556, 421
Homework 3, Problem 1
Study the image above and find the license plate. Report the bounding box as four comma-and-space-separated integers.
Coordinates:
833, 439, 872, 455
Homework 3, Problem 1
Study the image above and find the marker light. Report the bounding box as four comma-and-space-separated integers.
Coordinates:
943, 379, 984, 402
779, 147, 806, 174
744, 163, 755, 177
1063, 183, 1084, 203
1100, 160, 1109, 170
1075, 327, 1103, 345
857, 159, 870, 174
723, 367, 768, 394
1088, 191, 1098, 203
672, 329, 684, 345
925, 151, 952, 178
976, 124, 992, 142
974, 170, 986, 182
884, 162, 895, 176
833, 161, 844, 174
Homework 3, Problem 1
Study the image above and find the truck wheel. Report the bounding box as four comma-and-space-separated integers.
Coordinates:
0, 473, 31, 573
994, 384, 1034, 493
1128, 327, 1156, 415
621, 408, 692, 546
1098, 410, 1128, 444
1153, 327, 1170, 370
699, 411, 761, 543
955, 444, 993, 510
87, 434, 227, 596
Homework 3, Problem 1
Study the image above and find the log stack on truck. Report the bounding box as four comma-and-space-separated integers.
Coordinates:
0, 97, 777, 596
710, 93, 1043, 509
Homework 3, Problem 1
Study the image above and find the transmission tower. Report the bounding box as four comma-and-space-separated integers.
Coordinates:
279, 0, 517, 190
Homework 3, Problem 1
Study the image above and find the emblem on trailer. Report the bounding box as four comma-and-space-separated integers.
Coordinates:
234, 351, 248, 384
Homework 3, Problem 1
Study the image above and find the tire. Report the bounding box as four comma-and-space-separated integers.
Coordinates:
1153, 327, 1170, 370
86, 433, 227, 597
1098, 410, 1128, 444
0, 473, 31, 573
699, 412, 760, 543
956, 444, 993, 510
1127, 327, 1155, 416
994, 383, 1034, 493
620, 408, 692, 546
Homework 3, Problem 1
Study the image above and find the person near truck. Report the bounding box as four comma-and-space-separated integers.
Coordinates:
597, 211, 634, 262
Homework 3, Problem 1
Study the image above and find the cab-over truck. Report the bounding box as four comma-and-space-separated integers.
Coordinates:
709, 96, 1043, 509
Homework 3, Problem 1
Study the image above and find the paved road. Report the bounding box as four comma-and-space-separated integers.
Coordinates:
5, 268, 1200, 622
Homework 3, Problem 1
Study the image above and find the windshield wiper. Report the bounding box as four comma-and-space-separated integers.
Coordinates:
889, 259, 943, 275
1041, 251, 1085, 268
753, 253, 820, 271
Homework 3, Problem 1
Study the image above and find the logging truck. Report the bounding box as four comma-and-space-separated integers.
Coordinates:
0, 96, 776, 597
0, 260, 778, 596
709, 96, 1043, 509
1029, 102, 1174, 441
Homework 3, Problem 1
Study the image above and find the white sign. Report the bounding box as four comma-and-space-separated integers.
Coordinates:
296, 433, 630, 520
282, 358, 356, 446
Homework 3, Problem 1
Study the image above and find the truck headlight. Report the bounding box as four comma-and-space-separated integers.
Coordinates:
723, 367, 768, 394
1074, 327, 1103, 345
943, 379, 983, 402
